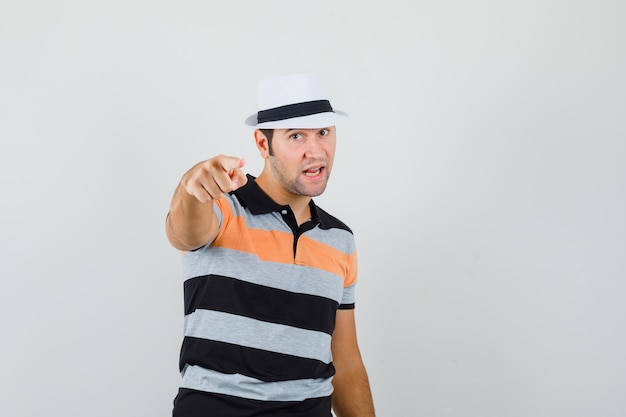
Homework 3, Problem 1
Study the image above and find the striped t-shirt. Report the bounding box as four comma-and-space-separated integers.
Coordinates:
172, 175, 358, 417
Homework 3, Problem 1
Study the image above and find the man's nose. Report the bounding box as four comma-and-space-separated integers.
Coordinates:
304, 137, 324, 158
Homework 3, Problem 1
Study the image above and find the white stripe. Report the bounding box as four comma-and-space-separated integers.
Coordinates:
184, 309, 333, 363
181, 364, 333, 402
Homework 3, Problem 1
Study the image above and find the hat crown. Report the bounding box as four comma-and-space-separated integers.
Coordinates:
257, 73, 327, 111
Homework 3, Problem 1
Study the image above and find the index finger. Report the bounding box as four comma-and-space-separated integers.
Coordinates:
218, 155, 246, 172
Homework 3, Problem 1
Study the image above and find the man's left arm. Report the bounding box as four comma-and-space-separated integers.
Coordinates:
331, 309, 376, 417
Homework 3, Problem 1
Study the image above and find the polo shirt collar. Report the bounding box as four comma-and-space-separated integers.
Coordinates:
234, 174, 323, 225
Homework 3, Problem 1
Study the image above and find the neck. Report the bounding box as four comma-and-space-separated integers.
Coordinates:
255, 171, 312, 225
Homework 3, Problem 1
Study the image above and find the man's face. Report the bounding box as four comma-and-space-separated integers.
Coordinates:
267, 126, 336, 198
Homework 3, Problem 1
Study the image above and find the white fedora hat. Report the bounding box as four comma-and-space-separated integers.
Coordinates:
244, 73, 348, 129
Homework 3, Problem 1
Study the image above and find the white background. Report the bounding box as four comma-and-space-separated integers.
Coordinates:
1, 1, 625, 416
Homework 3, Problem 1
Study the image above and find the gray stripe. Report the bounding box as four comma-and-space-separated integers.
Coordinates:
184, 309, 333, 363
180, 364, 333, 402
237, 210, 292, 233
182, 247, 345, 303
219, 196, 292, 234
301, 226, 356, 255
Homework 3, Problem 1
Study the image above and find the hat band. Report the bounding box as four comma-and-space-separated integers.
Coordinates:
257, 100, 333, 124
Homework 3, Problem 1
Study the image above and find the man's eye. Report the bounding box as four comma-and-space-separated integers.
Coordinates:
319, 129, 330, 136
290, 133, 303, 140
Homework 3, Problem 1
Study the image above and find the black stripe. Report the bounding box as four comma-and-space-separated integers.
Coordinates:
184, 275, 338, 334
173, 388, 332, 417
179, 337, 335, 381
257, 100, 333, 123
338, 303, 355, 310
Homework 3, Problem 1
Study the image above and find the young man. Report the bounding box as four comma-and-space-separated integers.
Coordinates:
166, 73, 375, 417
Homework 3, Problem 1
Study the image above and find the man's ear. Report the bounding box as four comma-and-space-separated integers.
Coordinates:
254, 129, 270, 158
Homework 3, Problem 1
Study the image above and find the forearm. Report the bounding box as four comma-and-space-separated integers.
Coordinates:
331, 360, 375, 417
166, 183, 216, 251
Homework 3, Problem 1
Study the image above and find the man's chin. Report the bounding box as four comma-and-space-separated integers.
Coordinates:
293, 181, 328, 198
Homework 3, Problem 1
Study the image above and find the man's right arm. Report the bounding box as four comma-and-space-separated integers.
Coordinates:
166, 155, 247, 251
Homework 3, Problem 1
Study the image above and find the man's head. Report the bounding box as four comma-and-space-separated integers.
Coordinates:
246, 73, 346, 199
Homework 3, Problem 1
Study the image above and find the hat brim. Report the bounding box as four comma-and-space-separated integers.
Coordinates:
244, 110, 348, 129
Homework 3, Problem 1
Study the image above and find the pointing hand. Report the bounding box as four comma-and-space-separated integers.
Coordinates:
182, 155, 247, 203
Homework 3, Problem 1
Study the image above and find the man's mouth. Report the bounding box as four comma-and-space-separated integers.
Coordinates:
303, 167, 323, 177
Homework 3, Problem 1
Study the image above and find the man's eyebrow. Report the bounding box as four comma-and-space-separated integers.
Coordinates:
284, 128, 306, 134
285, 127, 331, 133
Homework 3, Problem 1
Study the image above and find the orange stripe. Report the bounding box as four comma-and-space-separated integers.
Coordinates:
213, 211, 357, 287
296, 235, 357, 287
214, 215, 295, 264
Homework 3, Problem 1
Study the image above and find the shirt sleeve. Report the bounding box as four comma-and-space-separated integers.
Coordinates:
210, 196, 232, 245
339, 284, 356, 309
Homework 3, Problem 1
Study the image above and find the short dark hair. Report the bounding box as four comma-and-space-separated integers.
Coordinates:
260, 129, 274, 156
